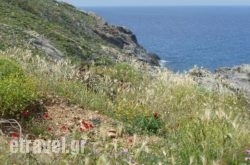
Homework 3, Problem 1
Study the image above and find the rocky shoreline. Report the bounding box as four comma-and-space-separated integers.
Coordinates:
188, 64, 250, 101
88, 10, 250, 102
86, 10, 250, 101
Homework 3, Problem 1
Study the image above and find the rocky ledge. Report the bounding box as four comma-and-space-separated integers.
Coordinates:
188, 64, 250, 101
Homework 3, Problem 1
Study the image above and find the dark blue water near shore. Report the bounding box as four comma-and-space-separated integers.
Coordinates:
84, 7, 250, 72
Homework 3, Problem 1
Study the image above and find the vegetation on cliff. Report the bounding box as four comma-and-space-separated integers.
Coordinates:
0, 0, 249, 164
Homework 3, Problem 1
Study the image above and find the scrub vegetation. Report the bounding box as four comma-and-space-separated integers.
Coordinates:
0, 0, 249, 164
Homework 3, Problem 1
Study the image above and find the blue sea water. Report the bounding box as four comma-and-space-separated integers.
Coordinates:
84, 7, 250, 72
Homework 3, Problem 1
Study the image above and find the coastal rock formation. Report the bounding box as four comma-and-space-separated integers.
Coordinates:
187, 66, 234, 96
92, 17, 160, 66
215, 64, 250, 99
188, 64, 250, 100
85, 12, 161, 65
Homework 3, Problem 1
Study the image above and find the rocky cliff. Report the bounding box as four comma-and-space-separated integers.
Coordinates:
0, 0, 159, 66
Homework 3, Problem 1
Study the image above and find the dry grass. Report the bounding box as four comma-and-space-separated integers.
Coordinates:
0, 48, 249, 164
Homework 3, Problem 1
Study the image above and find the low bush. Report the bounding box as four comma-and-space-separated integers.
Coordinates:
132, 115, 164, 134
0, 58, 23, 79
0, 58, 38, 117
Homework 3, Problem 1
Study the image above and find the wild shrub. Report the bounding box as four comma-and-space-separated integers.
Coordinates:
132, 115, 164, 134
0, 58, 38, 117
0, 58, 23, 79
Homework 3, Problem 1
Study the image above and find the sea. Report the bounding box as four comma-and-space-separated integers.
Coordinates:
84, 7, 250, 72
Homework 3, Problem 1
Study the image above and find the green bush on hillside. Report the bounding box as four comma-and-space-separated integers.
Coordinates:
132, 115, 164, 134
0, 58, 38, 117
0, 58, 24, 79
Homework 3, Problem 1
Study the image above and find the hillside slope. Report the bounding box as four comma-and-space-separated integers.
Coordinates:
0, 0, 249, 164
0, 0, 159, 65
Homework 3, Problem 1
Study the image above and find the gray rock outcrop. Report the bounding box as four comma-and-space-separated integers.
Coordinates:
215, 64, 250, 99
26, 31, 64, 60
188, 64, 250, 101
